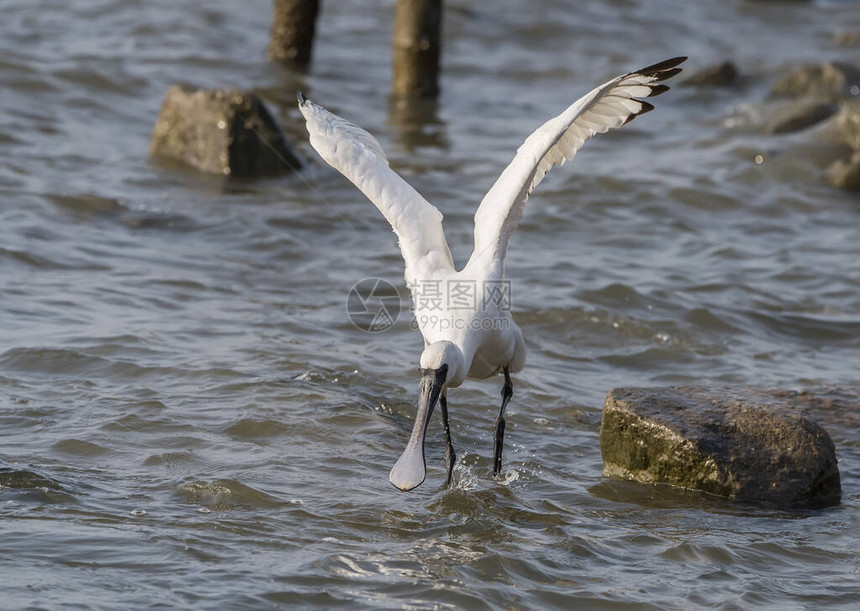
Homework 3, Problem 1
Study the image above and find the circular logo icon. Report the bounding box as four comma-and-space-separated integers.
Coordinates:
346, 278, 402, 333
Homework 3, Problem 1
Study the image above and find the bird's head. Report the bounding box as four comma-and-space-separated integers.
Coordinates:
389, 341, 465, 491
419, 340, 465, 384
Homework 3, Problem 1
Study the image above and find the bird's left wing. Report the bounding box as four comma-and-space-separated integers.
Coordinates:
469, 57, 686, 267
298, 94, 454, 276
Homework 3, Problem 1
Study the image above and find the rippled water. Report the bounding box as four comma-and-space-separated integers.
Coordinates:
2, 0, 859, 608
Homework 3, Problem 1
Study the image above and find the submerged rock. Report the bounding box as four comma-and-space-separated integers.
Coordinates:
0, 467, 63, 490
176, 479, 286, 510
600, 386, 841, 507
150, 85, 302, 177
682, 61, 740, 87
771, 62, 860, 101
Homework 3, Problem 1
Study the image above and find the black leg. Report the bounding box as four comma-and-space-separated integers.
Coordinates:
493, 367, 513, 476
439, 391, 456, 487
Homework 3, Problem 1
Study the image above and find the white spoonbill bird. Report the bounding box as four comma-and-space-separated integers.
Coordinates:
298, 56, 686, 491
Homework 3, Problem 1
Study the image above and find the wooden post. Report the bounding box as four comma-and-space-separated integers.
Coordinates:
268, 0, 320, 69
392, 0, 442, 98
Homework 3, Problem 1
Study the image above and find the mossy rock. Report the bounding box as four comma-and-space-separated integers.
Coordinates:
600, 386, 841, 507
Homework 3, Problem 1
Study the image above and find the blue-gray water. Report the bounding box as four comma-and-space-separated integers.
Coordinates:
2, 0, 859, 608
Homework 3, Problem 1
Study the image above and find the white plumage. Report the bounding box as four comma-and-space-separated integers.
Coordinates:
297, 57, 686, 491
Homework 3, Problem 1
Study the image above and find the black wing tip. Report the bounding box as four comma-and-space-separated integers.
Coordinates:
652, 67, 684, 82
623, 100, 655, 125
296, 90, 307, 106
637, 56, 687, 82
639, 100, 655, 114
622, 58, 686, 122
640, 56, 687, 74
648, 84, 671, 97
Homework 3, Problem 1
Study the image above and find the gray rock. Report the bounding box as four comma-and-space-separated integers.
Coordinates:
150, 85, 302, 177
682, 61, 740, 87
768, 100, 837, 134
600, 386, 841, 507
826, 151, 860, 191
771, 62, 860, 102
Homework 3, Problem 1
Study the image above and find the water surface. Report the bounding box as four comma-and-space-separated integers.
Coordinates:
2, 0, 859, 608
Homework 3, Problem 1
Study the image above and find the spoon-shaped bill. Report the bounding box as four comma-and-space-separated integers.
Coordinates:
389, 366, 447, 491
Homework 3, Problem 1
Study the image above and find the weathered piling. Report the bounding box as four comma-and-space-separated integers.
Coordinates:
268, 0, 320, 69
392, 0, 442, 98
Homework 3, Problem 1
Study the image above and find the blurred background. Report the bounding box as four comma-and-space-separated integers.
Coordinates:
1, 1, 859, 608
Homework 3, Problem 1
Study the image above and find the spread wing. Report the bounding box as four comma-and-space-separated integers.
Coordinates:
298, 93, 454, 277
469, 57, 686, 267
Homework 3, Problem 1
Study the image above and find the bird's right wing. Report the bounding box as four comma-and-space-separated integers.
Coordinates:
298, 93, 454, 277
469, 57, 686, 267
